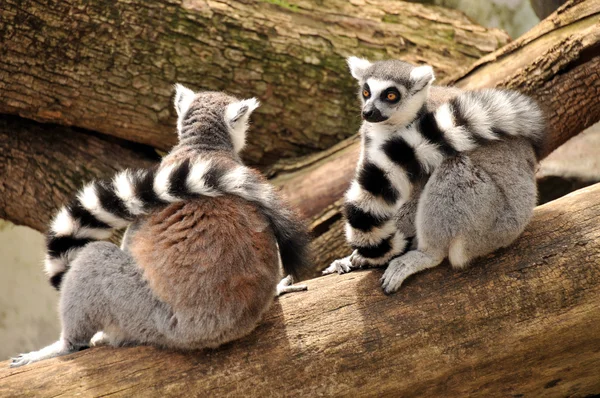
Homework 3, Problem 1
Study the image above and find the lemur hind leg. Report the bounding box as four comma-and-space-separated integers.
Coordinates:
381, 155, 500, 294
11, 242, 169, 367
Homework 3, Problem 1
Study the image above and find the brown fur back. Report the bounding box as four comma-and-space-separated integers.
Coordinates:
129, 195, 280, 343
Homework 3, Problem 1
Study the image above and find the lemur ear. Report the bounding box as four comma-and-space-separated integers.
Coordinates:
225, 98, 260, 152
173, 84, 196, 117
410, 65, 435, 92
347, 56, 372, 80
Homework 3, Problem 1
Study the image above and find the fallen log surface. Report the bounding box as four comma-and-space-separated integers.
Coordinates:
2, 183, 599, 397
0, 0, 508, 165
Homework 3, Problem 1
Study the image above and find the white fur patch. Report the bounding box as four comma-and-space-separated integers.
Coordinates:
345, 181, 397, 219
221, 166, 250, 195
365, 79, 396, 99
50, 208, 77, 237
345, 219, 397, 247
347, 56, 372, 80
225, 98, 260, 153
44, 255, 67, 276
78, 184, 129, 229
400, 127, 444, 174
76, 227, 112, 240
113, 171, 145, 216
410, 65, 435, 90
448, 235, 471, 269
154, 164, 178, 202
387, 88, 429, 128
186, 159, 220, 197
434, 104, 476, 152
174, 84, 196, 132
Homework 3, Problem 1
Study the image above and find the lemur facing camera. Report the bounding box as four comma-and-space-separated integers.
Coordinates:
10, 85, 311, 368
324, 57, 546, 294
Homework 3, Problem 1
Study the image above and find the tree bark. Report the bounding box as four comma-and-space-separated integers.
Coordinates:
1, 183, 599, 397
0, 0, 508, 165
0, 116, 157, 232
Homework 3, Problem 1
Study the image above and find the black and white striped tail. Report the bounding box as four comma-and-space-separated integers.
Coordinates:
429, 89, 546, 158
340, 88, 546, 266
46, 158, 312, 289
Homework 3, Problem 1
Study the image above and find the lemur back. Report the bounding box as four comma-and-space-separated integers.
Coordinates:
11, 86, 311, 368
325, 57, 545, 294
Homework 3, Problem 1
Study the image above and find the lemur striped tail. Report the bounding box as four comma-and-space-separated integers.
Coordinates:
429, 89, 546, 158
343, 88, 545, 266
46, 158, 311, 289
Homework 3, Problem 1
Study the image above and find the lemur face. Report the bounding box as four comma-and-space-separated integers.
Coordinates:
173, 84, 259, 153
347, 57, 435, 127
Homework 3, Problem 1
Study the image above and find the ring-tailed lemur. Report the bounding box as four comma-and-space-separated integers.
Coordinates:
324, 57, 545, 294
11, 85, 311, 368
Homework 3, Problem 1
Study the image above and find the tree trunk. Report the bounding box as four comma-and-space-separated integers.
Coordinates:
0, 116, 157, 232
0, 0, 508, 166
2, 183, 599, 397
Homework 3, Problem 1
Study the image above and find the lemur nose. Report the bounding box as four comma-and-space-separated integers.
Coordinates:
362, 110, 374, 119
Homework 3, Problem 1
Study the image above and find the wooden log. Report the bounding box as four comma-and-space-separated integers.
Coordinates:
0, 116, 157, 232
0, 0, 508, 165
1, 183, 599, 397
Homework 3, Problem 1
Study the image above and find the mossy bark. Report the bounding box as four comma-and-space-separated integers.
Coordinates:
0, 0, 508, 165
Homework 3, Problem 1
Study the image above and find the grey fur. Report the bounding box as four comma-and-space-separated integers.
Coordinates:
324, 57, 544, 294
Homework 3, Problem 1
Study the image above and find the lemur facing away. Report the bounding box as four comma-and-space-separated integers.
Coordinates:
10, 86, 311, 368
324, 57, 545, 294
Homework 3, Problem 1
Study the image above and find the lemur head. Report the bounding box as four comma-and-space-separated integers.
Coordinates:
173, 84, 260, 154
347, 57, 435, 127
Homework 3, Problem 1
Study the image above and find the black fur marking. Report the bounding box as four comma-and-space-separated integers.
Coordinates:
168, 159, 193, 198
419, 112, 458, 156
46, 235, 91, 257
260, 206, 313, 280
450, 99, 486, 147
67, 199, 111, 230
95, 180, 133, 221
344, 203, 387, 232
382, 136, 424, 182
203, 163, 226, 192
355, 236, 392, 259
135, 167, 165, 209
50, 272, 64, 290
357, 163, 399, 204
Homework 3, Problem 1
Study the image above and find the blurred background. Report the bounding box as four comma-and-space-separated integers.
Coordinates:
3, 0, 598, 360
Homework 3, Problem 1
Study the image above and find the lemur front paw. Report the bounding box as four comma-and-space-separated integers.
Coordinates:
322, 255, 356, 275
380, 256, 412, 294
276, 275, 308, 296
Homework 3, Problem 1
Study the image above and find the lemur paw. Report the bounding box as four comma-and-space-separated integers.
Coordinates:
276, 275, 307, 296
380, 258, 411, 294
322, 255, 355, 275
90, 331, 110, 347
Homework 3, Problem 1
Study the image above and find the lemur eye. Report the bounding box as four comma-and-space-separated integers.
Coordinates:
382, 88, 401, 103
363, 89, 370, 98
